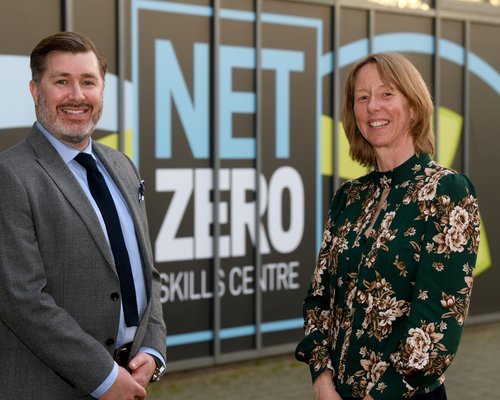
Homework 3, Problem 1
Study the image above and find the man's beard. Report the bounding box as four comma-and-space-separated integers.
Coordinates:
36, 91, 103, 146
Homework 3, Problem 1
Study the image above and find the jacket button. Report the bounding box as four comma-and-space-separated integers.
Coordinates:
111, 292, 120, 301
106, 338, 115, 346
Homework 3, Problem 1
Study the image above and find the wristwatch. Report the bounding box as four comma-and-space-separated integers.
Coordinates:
150, 355, 166, 382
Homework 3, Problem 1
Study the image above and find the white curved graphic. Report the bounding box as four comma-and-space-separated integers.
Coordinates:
0, 54, 133, 132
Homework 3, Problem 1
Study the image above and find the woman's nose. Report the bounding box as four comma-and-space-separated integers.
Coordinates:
367, 96, 380, 112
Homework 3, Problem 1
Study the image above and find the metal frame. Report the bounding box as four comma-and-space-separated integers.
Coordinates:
254, 0, 264, 354
434, 0, 442, 162
65, 0, 498, 372
332, 4, 341, 192
61, 0, 73, 31
462, 19, 471, 175
116, 0, 126, 154
212, 0, 222, 364
204, 0, 495, 371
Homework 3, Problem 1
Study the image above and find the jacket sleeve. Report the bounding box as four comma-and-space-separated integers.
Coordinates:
295, 184, 348, 382
369, 173, 480, 399
140, 261, 167, 362
0, 162, 115, 395
123, 154, 167, 362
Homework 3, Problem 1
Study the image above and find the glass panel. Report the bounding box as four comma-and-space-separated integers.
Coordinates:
468, 21, 500, 315
453, 0, 499, 5
368, 0, 432, 10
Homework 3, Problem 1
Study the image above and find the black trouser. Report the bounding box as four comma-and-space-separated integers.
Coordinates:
343, 384, 447, 400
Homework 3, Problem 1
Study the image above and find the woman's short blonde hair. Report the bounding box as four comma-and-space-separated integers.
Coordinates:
342, 52, 434, 168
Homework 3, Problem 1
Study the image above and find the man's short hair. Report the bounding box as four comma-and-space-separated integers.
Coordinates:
30, 31, 108, 84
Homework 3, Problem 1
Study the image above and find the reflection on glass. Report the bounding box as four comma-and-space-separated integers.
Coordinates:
368, 0, 432, 10
453, 0, 500, 4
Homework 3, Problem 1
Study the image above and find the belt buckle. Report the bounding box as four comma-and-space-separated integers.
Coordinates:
114, 343, 132, 367
114, 345, 129, 359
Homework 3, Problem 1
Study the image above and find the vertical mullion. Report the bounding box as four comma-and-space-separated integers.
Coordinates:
369, 7, 375, 54
434, 1, 442, 162
463, 20, 471, 175
254, 0, 263, 352
61, 0, 73, 31
332, 4, 341, 193
116, 0, 125, 153
211, 0, 222, 364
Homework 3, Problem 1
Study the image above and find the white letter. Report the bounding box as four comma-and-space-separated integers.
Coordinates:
268, 167, 304, 253
231, 169, 270, 257
194, 169, 230, 259
155, 169, 193, 262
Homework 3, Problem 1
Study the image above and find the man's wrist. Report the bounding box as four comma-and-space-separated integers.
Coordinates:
149, 355, 166, 382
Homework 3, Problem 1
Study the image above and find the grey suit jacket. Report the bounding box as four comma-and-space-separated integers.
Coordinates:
0, 125, 166, 399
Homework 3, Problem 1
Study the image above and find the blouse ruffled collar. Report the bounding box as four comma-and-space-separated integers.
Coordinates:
371, 153, 432, 188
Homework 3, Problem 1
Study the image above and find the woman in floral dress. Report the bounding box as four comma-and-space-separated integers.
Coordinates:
295, 53, 480, 400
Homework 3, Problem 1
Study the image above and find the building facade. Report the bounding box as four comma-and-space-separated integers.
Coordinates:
0, 0, 498, 370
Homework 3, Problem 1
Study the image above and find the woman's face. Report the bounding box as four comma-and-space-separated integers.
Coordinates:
353, 63, 415, 159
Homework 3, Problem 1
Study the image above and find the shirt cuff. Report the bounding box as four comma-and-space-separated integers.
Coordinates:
140, 346, 166, 369
90, 362, 118, 398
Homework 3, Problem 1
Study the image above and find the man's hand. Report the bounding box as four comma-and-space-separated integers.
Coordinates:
128, 352, 157, 388
313, 371, 342, 400
363, 395, 375, 400
99, 366, 146, 400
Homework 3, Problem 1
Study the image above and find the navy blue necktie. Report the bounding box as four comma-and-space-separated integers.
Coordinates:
75, 153, 139, 327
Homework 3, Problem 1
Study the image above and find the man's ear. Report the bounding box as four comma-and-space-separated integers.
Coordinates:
29, 80, 39, 106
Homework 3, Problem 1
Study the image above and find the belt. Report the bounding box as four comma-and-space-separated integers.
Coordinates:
114, 342, 133, 368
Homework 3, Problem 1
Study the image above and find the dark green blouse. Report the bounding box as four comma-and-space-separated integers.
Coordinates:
295, 153, 480, 399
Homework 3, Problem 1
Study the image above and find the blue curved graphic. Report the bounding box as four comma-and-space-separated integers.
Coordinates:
3, 33, 497, 132
321, 32, 500, 95
1, 33, 498, 129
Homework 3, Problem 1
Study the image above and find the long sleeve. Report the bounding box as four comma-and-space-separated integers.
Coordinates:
295, 185, 348, 382
0, 161, 116, 395
121, 153, 167, 362
369, 173, 480, 399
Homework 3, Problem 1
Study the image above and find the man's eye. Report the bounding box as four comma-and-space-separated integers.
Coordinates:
82, 81, 96, 86
56, 80, 67, 85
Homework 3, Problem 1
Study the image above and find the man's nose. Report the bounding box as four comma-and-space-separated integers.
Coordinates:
68, 82, 85, 101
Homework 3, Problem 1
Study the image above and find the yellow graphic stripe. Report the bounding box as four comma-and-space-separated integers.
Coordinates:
321, 115, 368, 179
475, 222, 491, 276
436, 109, 491, 276
96, 129, 134, 159
321, 108, 491, 275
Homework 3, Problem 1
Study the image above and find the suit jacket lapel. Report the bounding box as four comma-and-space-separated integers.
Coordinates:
26, 126, 116, 270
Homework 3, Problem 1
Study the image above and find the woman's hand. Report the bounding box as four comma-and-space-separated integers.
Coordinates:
363, 394, 375, 400
313, 371, 342, 400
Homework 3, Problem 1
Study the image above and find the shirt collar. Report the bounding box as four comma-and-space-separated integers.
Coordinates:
371, 153, 432, 188
36, 121, 93, 163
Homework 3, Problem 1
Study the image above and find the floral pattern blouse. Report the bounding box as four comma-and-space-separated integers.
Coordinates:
295, 153, 480, 399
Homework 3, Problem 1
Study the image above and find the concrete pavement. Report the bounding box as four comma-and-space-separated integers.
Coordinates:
149, 321, 500, 399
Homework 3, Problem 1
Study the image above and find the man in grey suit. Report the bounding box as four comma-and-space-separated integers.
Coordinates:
0, 32, 166, 399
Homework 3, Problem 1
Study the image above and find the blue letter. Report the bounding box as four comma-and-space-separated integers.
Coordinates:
219, 45, 256, 159
155, 40, 209, 159
262, 49, 304, 159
